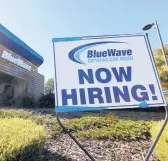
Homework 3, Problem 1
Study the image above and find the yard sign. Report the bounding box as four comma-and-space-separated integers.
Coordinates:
52, 34, 167, 112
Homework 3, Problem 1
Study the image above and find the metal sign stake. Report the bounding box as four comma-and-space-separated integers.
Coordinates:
56, 114, 96, 161
144, 28, 168, 161
144, 105, 168, 161
154, 21, 168, 66
53, 42, 95, 161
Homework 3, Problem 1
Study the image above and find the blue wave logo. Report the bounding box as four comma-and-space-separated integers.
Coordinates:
68, 41, 126, 64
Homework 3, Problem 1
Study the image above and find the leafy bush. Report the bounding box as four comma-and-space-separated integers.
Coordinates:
154, 45, 168, 84
1, 93, 15, 106
0, 118, 46, 161
0, 92, 37, 108
38, 92, 55, 108
0, 84, 4, 106
0, 84, 15, 106
150, 121, 168, 161
157, 66, 168, 83
16, 94, 36, 108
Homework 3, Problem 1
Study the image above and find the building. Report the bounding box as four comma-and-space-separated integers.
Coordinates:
0, 24, 44, 99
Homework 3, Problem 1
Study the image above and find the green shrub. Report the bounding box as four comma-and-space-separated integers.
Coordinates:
58, 116, 150, 140
150, 121, 168, 161
0, 93, 37, 108
38, 92, 55, 108
0, 118, 46, 161
18, 94, 36, 108
2, 93, 15, 106
0, 91, 15, 106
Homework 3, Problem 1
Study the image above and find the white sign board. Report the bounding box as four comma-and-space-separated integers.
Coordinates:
52, 34, 167, 112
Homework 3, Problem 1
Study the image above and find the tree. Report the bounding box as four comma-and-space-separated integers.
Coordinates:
44, 78, 54, 93
154, 45, 168, 87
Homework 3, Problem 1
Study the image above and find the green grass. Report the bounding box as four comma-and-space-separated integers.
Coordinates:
0, 109, 51, 124
150, 121, 168, 161
56, 114, 151, 140
1, 108, 168, 161
0, 108, 58, 135
0, 118, 46, 161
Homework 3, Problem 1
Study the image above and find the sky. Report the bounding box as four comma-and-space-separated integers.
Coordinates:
0, 0, 168, 82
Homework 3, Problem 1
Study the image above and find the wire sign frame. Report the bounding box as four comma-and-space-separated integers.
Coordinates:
52, 34, 168, 161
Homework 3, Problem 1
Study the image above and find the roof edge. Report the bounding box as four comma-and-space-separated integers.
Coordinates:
0, 24, 44, 66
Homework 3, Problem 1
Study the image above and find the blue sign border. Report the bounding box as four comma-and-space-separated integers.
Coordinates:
52, 34, 166, 112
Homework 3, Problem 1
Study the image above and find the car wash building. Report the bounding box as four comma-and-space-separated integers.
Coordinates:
0, 24, 44, 99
